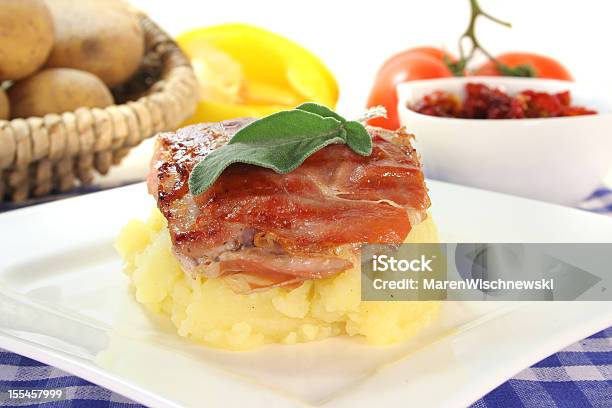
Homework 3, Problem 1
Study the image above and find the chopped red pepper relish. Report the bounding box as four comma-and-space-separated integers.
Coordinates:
411, 83, 596, 119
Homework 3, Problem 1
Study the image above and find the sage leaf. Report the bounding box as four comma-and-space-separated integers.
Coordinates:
189, 109, 345, 195
296, 102, 346, 122
344, 120, 373, 156
229, 109, 343, 145
188, 104, 384, 196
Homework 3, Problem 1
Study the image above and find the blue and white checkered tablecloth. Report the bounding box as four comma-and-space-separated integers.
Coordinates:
1, 186, 611, 408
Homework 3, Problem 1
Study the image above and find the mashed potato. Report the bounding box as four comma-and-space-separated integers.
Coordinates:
116, 209, 440, 350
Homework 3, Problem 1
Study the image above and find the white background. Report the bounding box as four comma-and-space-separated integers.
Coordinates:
131, 0, 612, 116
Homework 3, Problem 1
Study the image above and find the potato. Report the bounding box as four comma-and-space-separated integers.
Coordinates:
116, 208, 440, 350
0, 88, 9, 120
8, 68, 113, 118
45, 0, 144, 87
0, 0, 54, 81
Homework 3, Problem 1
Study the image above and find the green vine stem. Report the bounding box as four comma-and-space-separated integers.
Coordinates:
446, 0, 536, 77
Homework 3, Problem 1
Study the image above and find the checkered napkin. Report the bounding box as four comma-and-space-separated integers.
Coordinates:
471, 327, 612, 408
1, 186, 611, 407
0, 351, 139, 407
577, 187, 612, 214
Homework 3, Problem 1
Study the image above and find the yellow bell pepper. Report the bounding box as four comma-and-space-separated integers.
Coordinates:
176, 24, 339, 123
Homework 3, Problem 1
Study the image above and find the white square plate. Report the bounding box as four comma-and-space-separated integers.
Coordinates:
1, 181, 611, 408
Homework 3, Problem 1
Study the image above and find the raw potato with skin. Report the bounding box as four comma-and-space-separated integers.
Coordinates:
45, 0, 144, 87
0, 0, 54, 81
8, 68, 113, 118
0, 89, 9, 120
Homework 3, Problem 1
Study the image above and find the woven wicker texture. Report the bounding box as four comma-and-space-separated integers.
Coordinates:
0, 13, 199, 202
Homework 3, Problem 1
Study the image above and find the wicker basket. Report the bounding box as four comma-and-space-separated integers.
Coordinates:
0, 13, 199, 202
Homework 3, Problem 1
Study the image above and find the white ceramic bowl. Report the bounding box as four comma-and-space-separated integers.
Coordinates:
397, 76, 612, 206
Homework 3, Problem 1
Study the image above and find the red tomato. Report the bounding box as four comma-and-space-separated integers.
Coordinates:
367, 48, 454, 129
473, 52, 573, 81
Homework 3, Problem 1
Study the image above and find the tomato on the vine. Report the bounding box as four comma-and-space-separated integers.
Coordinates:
367, 1, 575, 129
367, 47, 454, 129
473, 52, 573, 81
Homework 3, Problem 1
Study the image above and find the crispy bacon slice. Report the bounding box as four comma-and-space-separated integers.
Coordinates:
148, 118, 430, 292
